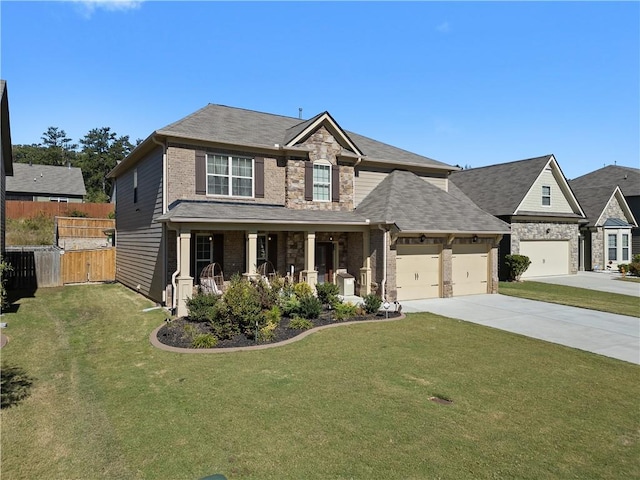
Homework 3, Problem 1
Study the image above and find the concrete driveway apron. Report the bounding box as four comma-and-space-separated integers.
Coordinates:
531, 271, 640, 297
401, 294, 640, 365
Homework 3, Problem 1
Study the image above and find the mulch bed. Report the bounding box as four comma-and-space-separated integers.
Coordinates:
157, 310, 402, 349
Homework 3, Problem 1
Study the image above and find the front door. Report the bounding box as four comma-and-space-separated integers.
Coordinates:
315, 242, 334, 284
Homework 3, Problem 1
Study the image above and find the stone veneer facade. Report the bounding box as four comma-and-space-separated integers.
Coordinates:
286, 127, 354, 211
510, 221, 579, 274
589, 195, 633, 270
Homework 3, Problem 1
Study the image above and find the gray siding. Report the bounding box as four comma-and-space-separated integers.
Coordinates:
115, 147, 165, 303
1, 148, 5, 254
517, 168, 574, 214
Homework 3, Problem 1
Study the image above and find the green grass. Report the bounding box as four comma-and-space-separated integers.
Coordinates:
1, 284, 639, 479
500, 281, 640, 317
616, 276, 640, 283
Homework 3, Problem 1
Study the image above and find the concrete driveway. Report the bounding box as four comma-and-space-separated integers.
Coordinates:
531, 271, 640, 297
402, 294, 640, 364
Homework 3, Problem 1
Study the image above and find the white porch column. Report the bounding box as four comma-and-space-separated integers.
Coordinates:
244, 231, 259, 279
359, 228, 372, 296
301, 231, 318, 289
176, 229, 193, 318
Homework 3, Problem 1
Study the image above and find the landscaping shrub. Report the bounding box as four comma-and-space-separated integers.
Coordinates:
628, 262, 640, 276
0, 258, 13, 308
254, 278, 278, 310
505, 254, 531, 281
186, 292, 221, 322
362, 293, 382, 314
316, 282, 340, 306
298, 294, 322, 319
264, 306, 281, 326
293, 281, 313, 299
333, 302, 358, 321
220, 275, 263, 335
192, 333, 218, 349
280, 296, 301, 317
288, 316, 313, 330
618, 264, 630, 274
259, 321, 278, 342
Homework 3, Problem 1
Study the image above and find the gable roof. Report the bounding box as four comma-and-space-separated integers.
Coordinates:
570, 183, 637, 228
449, 154, 584, 218
151, 104, 453, 169
356, 169, 510, 233
570, 165, 640, 197
1, 80, 13, 176
7, 163, 86, 197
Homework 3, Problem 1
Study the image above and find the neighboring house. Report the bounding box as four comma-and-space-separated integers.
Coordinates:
450, 155, 585, 279
6, 163, 86, 203
569, 165, 640, 270
108, 104, 509, 316
1, 80, 13, 254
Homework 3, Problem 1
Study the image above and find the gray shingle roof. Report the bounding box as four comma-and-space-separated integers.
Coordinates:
570, 165, 640, 197
157, 200, 370, 225
449, 155, 553, 216
568, 183, 619, 227
156, 104, 453, 170
6, 163, 86, 197
355, 170, 510, 233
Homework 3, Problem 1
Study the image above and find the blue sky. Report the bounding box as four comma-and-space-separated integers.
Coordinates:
1, 1, 638, 179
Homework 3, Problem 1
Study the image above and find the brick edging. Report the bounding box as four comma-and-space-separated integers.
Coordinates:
149, 313, 406, 354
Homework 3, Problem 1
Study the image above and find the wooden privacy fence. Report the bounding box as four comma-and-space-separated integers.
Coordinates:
61, 248, 116, 284
4, 246, 115, 288
56, 217, 115, 238
6, 201, 114, 219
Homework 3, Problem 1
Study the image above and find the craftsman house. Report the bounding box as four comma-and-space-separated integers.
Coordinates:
569, 166, 639, 271
109, 105, 509, 316
450, 155, 586, 279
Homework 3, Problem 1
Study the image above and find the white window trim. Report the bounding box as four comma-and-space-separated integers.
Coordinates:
605, 228, 632, 266
206, 154, 254, 198
541, 185, 551, 207
50, 197, 69, 203
313, 161, 332, 202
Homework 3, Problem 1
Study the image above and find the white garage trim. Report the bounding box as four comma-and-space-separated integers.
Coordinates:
520, 240, 570, 278
452, 244, 489, 296
396, 244, 441, 301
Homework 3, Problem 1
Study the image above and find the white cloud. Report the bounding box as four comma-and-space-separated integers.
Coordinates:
74, 0, 143, 18
436, 21, 451, 33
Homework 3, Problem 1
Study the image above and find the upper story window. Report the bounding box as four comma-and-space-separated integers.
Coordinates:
207, 154, 253, 197
313, 162, 331, 201
542, 185, 551, 206
133, 168, 138, 203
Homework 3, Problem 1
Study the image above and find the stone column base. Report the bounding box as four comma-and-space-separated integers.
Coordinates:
300, 270, 318, 290
176, 276, 194, 318
359, 267, 372, 296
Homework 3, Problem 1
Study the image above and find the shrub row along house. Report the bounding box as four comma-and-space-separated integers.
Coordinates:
108, 105, 510, 316
108, 104, 637, 316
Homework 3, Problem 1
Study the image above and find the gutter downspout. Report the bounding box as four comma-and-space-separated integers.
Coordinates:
171, 228, 180, 314
378, 224, 388, 300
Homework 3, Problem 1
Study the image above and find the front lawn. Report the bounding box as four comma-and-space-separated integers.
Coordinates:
1, 284, 639, 479
499, 281, 640, 317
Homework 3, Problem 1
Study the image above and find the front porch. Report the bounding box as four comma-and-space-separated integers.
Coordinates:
168, 227, 373, 317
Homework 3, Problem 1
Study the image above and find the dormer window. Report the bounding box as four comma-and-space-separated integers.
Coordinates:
313, 162, 331, 202
542, 185, 551, 206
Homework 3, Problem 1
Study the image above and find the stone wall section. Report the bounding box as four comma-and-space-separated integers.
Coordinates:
599, 196, 627, 226
511, 221, 579, 274
591, 229, 604, 270
286, 126, 354, 211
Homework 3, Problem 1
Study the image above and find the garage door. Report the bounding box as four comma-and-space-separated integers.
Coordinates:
452, 244, 489, 296
396, 244, 441, 300
519, 240, 569, 278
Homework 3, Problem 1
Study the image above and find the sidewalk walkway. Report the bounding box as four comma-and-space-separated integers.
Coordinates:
402, 294, 640, 364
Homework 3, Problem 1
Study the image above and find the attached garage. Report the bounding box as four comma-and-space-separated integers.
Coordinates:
452, 244, 489, 296
396, 244, 441, 301
519, 240, 569, 278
